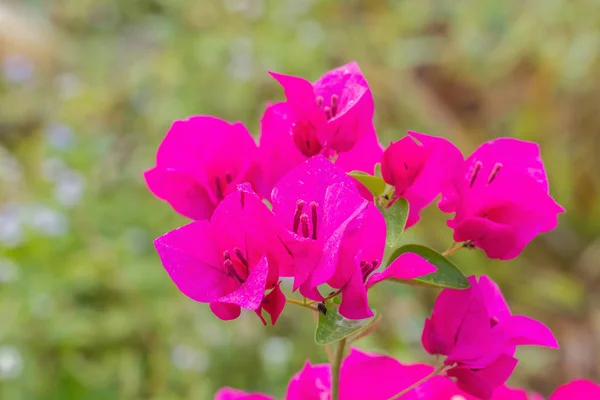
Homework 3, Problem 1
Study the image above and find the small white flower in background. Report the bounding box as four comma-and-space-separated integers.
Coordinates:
54, 170, 85, 208
25, 204, 68, 237
44, 123, 75, 151
0, 346, 23, 380
0, 206, 23, 248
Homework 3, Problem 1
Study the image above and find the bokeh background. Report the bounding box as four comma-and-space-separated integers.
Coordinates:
1, 0, 599, 399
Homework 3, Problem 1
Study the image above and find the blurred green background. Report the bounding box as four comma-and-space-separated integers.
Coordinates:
1, 0, 599, 399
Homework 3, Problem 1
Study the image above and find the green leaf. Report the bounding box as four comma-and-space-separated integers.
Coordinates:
348, 171, 386, 196
386, 244, 470, 289
374, 163, 382, 177
315, 303, 378, 346
381, 198, 409, 248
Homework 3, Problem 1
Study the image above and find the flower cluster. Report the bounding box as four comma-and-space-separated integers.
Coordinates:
145, 62, 574, 399
215, 348, 600, 400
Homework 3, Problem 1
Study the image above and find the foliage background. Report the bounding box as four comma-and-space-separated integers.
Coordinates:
1, 0, 599, 399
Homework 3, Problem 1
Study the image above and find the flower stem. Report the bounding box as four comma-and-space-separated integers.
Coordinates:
442, 243, 464, 257
331, 338, 346, 400
286, 298, 319, 312
387, 364, 446, 400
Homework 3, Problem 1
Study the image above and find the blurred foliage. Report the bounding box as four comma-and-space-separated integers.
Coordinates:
1, 0, 599, 399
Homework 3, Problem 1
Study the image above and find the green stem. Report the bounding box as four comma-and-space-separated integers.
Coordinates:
331, 338, 347, 400
286, 298, 319, 312
442, 243, 465, 257
387, 364, 446, 400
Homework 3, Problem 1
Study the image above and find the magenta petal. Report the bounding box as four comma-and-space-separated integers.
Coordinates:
447, 355, 517, 400
478, 275, 512, 322
286, 238, 322, 291
339, 348, 434, 400
424, 278, 474, 356
310, 183, 368, 287
154, 221, 227, 302
448, 280, 506, 366
261, 282, 287, 325
285, 362, 331, 400
271, 155, 354, 232
210, 302, 241, 321
338, 267, 373, 320
447, 367, 495, 400
550, 379, 600, 399
453, 217, 518, 260
268, 72, 326, 129
214, 387, 274, 400
421, 317, 438, 355
217, 255, 269, 311
256, 102, 306, 199
335, 127, 383, 174
145, 167, 214, 220
466, 138, 549, 192
147, 116, 258, 219
329, 203, 385, 290
499, 315, 559, 348
476, 354, 519, 387
365, 252, 437, 289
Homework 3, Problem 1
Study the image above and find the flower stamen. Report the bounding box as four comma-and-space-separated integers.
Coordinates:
310, 201, 318, 240
293, 200, 305, 233
330, 94, 339, 117
469, 161, 483, 188
487, 163, 503, 184
300, 214, 310, 238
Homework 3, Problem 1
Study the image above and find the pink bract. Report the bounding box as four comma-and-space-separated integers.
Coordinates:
422, 275, 558, 399
549, 379, 600, 399
269, 62, 375, 155
419, 376, 539, 400
271, 156, 369, 300
257, 101, 382, 201
439, 138, 564, 260
214, 388, 274, 400
381, 131, 463, 228
145, 116, 259, 220
154, 185, 288, 324
285, 348, 434, 400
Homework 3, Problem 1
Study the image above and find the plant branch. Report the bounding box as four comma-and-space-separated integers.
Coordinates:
286, 298, 319, 312
387, 364, 447, 400
442, 242, 465, 257
331, 338, 347, 400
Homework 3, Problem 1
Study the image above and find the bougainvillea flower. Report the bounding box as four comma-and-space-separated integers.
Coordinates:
214, 388, 273, 400
271, 156, 368, 300
256, 102, 381, 200
439, 138, 564, 260
549, 379, 600, 399
381, 131, 463, 227
154, 185, 288, 324
145, 116, 259, 220
269, 62, 375, 157
285, 348, 434, 400
285, 361, 331, 400
418, 376, 541, 400
422, 275, 558, 399
328, 199, 437, 319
